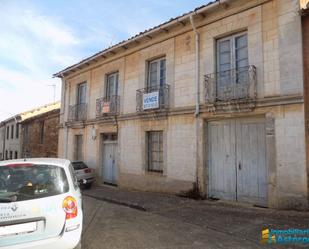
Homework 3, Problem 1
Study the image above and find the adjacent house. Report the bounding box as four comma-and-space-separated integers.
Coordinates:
20, 106, 60, 158
55, 0, 308, 209
0, 102, 60, 160
0, 116, 21, 160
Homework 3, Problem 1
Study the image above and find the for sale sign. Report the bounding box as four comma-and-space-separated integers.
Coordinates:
143, 91, 159, 110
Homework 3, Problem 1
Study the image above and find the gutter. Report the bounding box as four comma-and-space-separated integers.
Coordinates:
189, 0, 232, 117
189, 0, 231, 196
190, 15, 200, 117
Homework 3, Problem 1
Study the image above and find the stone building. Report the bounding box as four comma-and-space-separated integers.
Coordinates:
20, 107, 60, 158
0, 116, 21, 160
0, 102, 60, 160
55, 0, 308, 209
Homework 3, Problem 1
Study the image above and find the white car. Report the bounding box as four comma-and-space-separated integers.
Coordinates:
72, 161, 95, 189
0, 158, 83, 249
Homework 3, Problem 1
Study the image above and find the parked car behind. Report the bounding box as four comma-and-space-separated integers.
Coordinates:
0, 158, 82, 249
72, 161, 95, 189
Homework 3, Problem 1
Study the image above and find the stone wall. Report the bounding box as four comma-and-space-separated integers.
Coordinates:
22, 110, 59, 158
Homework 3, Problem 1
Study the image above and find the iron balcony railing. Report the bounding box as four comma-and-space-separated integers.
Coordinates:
68, 103, 87, 122
96, 95, 120, 117
136, 84, 170, 112
205, 65, 257, 103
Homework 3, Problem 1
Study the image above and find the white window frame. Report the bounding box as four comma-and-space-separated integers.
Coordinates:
76, 82, 87, 105
105, 72, 119, 100
147, 57, 166, 88
216, 31, 248, 73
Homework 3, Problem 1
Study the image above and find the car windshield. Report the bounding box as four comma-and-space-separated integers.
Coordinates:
72, 162, 88, 170
0, 164, 69, 202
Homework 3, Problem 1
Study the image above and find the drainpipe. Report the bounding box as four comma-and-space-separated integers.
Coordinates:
190, 15, 200, 117
189, 0, 232, 197
65, 79, 70, 159
60, 76, 69, 159
190, 14, 201, 197
189, 1, 232, 117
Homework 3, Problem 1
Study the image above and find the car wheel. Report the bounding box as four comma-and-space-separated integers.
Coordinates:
84, 183, 92, 189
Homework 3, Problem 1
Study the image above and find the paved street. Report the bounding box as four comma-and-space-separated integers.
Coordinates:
80, 187, 309, 249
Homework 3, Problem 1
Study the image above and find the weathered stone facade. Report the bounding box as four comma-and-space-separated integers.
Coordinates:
21, 109, 59, 158
56, 0, 308, 209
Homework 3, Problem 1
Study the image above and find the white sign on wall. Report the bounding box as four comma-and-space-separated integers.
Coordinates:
143, 91, 159, 110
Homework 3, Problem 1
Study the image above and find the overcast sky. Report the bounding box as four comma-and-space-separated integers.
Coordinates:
0, 0, 211, 121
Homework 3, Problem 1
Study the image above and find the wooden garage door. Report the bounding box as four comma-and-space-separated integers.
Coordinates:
208, 118, 267, 206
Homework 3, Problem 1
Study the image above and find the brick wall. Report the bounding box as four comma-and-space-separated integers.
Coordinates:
22, 109, 59, 158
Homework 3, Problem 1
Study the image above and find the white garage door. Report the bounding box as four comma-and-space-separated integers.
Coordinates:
208, 118, 267, 206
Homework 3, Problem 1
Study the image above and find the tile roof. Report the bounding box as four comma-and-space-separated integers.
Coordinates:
20, 102, 60, 122
0, 102, 60, 124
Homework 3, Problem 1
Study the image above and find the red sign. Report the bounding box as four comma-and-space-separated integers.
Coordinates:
102, 101, 110, 113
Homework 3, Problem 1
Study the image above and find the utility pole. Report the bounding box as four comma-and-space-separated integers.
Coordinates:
47, 84, 56, 103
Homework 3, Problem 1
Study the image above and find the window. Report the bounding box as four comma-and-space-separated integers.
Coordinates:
16, 123, 19, 139
77, 82, 87, 105
5, 151, 8, 160
74, 135, 83, 161
217, 32, 248, 73
14, 151, 18, 159
105, 72, 118, 100
76, 82, 87, 120
6, 126, 9, 140
9, 151, 12, 160
39, 121, 45, 144
24, 125, 29, 144
147, 131, 163, 173
102, 133, 117, 141
216, 32, 248, 99
147, 57, 166, 89
0, 164, 69, 202
11, 125, 14, 139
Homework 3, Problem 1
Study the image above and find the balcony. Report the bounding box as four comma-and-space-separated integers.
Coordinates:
204, 65, 257, 112
68, 103, 87, 122
96, 95, 120, 117
136, 84, 170, 112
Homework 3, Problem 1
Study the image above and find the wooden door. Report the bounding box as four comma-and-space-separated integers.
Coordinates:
103, 142, 117, 185
208, 118, 267, 205
208, 120, 237, 201
236, 118, 267, 206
